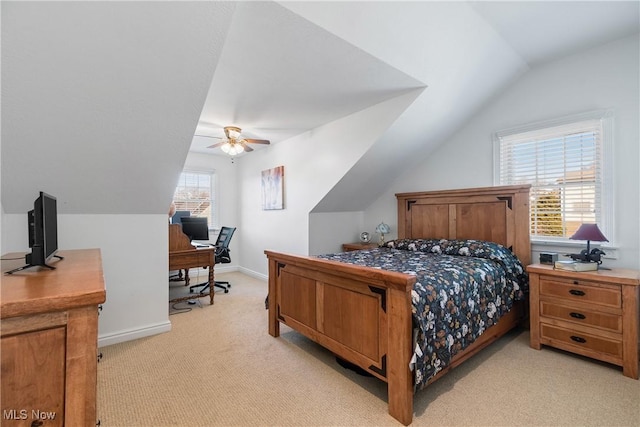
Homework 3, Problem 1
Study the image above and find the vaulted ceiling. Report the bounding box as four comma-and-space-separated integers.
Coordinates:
191, 1, 639, 156
2, 1, 638, 214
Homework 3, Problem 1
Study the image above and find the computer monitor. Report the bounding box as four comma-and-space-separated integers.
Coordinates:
180, 217, 209, 241
171, 210, 191, 225
6, 191, 64, 274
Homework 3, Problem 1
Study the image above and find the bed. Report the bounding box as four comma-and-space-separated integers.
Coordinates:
265, 185, 531, 425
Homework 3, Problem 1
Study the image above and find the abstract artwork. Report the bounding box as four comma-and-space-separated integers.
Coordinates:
261, 166, 284, 210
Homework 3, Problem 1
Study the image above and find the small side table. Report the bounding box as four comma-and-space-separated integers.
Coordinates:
342, 242, 379, 252
527, 263, 639, 379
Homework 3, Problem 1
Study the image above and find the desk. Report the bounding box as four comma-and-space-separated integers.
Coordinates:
169, 224, 215, 305
1, 249, 106, 427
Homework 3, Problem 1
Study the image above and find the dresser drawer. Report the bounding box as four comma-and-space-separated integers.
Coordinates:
540, 301, 622, 333
540, 323, 622, 359
539, 276, 621, 308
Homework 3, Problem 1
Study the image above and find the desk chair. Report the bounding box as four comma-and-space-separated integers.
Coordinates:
190, 226, 236, 294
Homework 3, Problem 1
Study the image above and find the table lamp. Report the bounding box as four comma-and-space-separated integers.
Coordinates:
376, 221, 390, 246
569, 223, 608, 263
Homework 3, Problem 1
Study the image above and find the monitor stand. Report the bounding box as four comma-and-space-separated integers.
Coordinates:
4, 254, 64, 275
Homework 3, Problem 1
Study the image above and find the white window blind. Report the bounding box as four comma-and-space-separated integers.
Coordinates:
173, 171, 216, 228
495, 112, 612, 242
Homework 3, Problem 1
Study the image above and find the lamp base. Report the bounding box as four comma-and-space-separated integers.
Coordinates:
569, 247, 605, 263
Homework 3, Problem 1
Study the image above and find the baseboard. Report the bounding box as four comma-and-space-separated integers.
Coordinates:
178, 265, 238, 276
238, 266, 267, 281
98, 320, 172, 348
172, 265, 266, 281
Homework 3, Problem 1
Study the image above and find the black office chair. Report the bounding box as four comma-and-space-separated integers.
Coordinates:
190, 226, 236, 294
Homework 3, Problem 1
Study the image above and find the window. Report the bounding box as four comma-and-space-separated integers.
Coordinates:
494, 110, 612, 243
173, 171, 217, 228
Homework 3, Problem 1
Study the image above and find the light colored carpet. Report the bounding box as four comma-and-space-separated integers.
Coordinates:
98, 272, 640, 426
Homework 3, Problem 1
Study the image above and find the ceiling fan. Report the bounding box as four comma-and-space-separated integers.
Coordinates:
196, 126, 270, 155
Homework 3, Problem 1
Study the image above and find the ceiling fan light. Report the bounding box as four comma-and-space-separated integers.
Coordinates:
221, 142, 244, 156
229, 145, 244, 155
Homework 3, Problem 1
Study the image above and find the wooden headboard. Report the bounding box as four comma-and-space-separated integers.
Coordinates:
396, 185, 531, 265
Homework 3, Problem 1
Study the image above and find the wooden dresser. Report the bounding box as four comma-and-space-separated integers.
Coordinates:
527, 264, 639, 379
1, 249, 106, 426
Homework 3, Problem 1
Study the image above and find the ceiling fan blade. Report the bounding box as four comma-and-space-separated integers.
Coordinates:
239, 141, 254, 152
206, 141, 227, 149
244, 138, 270, 145
196, 135, 223, 140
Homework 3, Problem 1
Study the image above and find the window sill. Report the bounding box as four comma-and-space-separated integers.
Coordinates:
531, 239, 618, 260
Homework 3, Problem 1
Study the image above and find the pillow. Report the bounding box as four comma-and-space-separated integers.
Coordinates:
384, 238, 526, 278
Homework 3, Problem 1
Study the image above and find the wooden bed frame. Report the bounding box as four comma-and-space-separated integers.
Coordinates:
265, 185, 531, 425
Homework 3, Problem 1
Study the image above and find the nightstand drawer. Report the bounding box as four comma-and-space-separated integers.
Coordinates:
540, 301, 622, 333
540, 324, 622, 359
539, 277, 621, 308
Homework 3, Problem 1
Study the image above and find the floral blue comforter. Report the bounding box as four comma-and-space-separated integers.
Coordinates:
317, 239, 528, 390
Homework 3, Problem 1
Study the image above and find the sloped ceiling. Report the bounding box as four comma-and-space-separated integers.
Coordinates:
1, 1, 233, 214
470, 1, 640, 66
194, 1, 424, 144
2, 1, 638, 215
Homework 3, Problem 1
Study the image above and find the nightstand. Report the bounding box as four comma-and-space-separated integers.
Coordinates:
527, 264, 639, 379
342, 242, 379, 251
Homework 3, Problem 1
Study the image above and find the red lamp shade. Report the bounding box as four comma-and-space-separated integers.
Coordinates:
570, 223, 608, 242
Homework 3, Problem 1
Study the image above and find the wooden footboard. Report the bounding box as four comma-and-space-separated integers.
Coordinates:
266, 250, 417, 426
266, 249, 526, 425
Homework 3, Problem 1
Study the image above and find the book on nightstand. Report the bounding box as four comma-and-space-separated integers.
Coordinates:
554, 260, 598, 271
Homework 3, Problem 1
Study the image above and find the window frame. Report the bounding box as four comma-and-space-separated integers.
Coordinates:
493, 109, 614, 247
173, 170, 218, 231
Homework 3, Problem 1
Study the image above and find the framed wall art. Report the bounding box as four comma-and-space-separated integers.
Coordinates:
261, 165, 284, 210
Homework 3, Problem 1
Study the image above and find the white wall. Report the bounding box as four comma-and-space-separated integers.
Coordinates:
364, 34, 640, 270
236, 92, 417, 277
2, 213, 171, 346
309, 211, 364, 255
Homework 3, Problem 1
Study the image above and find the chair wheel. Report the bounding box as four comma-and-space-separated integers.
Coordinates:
189, 289, 194, 293
224, 289, 229, 293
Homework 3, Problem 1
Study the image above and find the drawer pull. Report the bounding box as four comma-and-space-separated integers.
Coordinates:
569, 289, 585, 296
569, 312, 586, 320
570, 335, 587, 344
